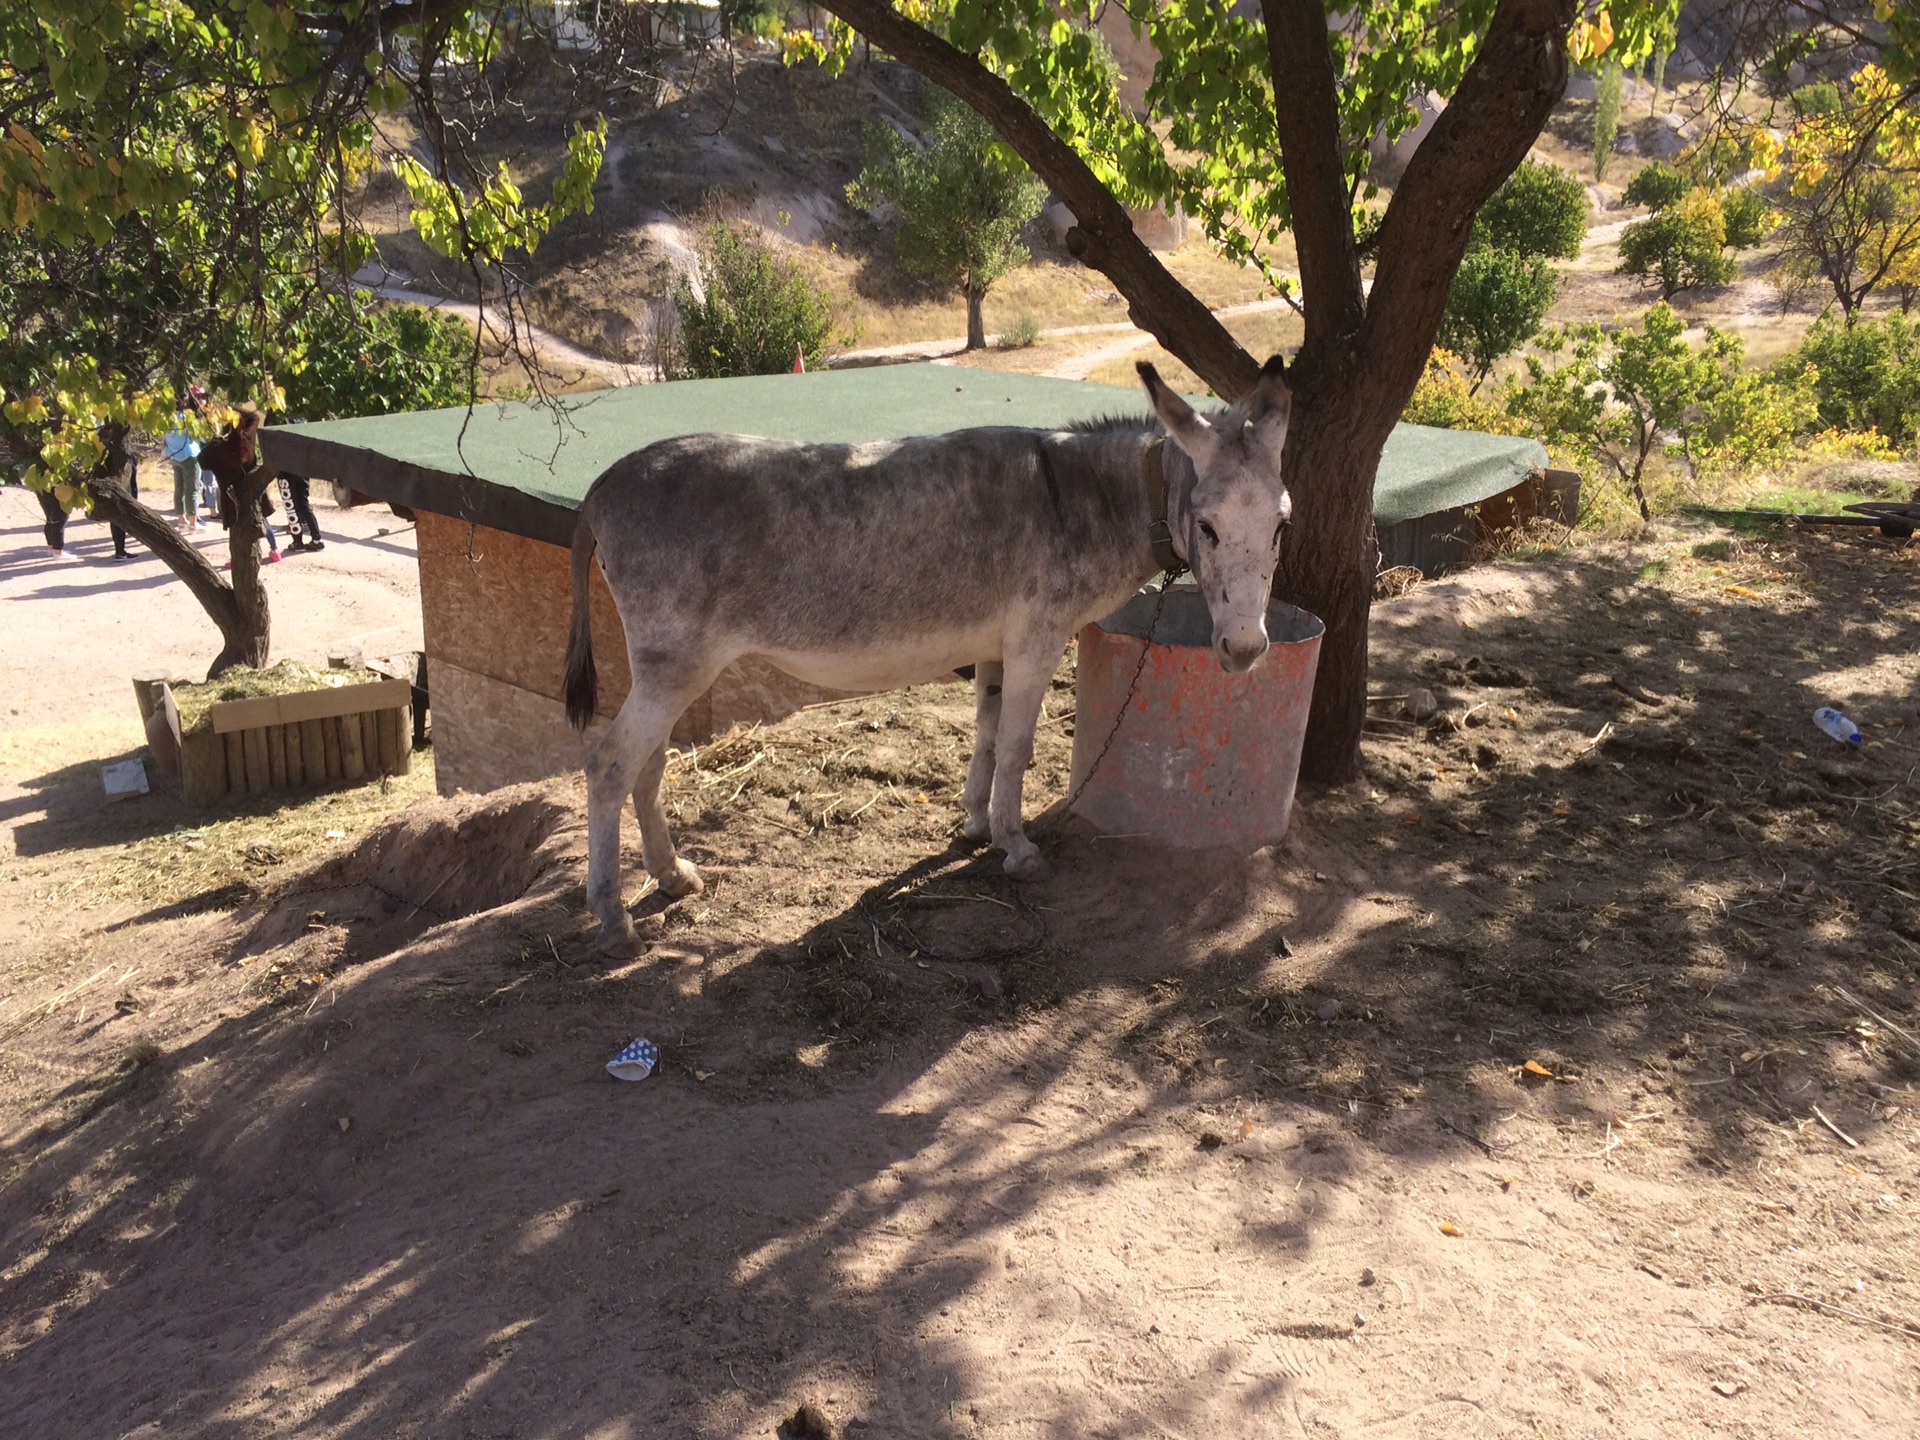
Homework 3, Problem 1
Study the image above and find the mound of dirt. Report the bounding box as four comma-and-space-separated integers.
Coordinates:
236, 785, 579, 962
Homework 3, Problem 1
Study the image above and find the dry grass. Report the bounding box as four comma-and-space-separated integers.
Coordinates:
1085, 307, 1306, 395
816, 242, 1280, 352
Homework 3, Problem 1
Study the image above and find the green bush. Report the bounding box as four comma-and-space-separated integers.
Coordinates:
672, 224, 840, 379
1617, 190, 1738, 300
1721, 186, 1772, 249
1686, 359, 1821, 474
1402, 349, 1528, 433
281, 296, 476, 421
997, 312, 1042, 349
1623, 161, 1690, 212
1793, 80, 1844, 116
1439, 247, 1560, 384
1786, 310, 1920, 446
1475, 160, 1588, 260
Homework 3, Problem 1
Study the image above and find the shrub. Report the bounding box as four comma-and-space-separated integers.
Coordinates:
1623, 161, 1691, 212
281, 296, 476, 421
1438, 247, 1560, 385
1476, 160, 1588, 260
1402, 349, 1528, 433
1617, 189, 1738, 300
1685, 360, 1821, 475
1785, 310, 1920, 446
997, 312, 1042, 349
1803, 427, 1902, 462
672, 224, 840, 379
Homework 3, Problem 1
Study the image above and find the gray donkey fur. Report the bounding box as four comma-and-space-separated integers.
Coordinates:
564, 358, 1293, 949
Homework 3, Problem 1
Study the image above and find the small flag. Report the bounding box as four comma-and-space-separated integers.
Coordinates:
792, 345, 806, 374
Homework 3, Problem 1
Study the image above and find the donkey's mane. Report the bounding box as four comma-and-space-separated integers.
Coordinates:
1062, 403, 1236, 437
1062, 412, 1160, 435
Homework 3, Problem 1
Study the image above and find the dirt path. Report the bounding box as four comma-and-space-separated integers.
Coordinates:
832, 297, 1300, 373
0, 486, 423, 773
357, 277, 655, 388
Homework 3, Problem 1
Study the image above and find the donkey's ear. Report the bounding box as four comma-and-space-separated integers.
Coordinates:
1137, 361, 1218, 468
1242, 353, 1292, 439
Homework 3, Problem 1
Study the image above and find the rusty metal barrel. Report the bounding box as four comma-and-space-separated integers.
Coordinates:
1067, 587, 1324, 849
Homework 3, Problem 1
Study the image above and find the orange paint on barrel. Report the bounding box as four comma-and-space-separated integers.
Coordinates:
1068, 588, 1323, 849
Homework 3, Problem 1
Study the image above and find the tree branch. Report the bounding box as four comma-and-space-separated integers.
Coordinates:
1359, 0, 1576, 427
811, 0, 1260, 397
1261, 0, 1365, 362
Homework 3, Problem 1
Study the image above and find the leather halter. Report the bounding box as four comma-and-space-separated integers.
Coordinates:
1143, 436, 1184, 579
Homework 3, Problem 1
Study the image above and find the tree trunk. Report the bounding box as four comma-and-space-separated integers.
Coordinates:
1274, 392, 1394, 785
222, 472, 274, 674
964, 288, 987, 350
86, 426, 271, 679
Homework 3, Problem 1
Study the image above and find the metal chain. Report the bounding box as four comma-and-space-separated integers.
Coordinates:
858, 578, 1174, 964
1048, 578, 1174, 828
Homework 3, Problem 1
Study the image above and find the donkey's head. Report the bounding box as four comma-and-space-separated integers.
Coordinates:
1138, 355, 1292, 673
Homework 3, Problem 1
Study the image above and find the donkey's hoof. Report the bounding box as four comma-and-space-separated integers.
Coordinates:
961, 811, 992, 842
1001, 841, 1047, 881
655, 858, 704, 901
591, 918, 640, 960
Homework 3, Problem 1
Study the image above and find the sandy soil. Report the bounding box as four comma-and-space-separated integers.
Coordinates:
3, 508, 1918, 1438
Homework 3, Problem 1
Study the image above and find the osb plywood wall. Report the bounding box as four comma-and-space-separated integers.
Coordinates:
415, 513, 859, 772
417, 512, 631, 719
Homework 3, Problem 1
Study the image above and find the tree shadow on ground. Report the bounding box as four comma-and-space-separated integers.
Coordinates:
2, 523, 1917, 1437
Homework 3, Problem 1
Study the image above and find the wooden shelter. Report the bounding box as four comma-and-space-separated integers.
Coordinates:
262, 365, 1553, 797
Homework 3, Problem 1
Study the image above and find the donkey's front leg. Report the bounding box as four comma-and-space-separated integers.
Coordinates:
960, 660, 1004, 841
987, 638, 1064, 879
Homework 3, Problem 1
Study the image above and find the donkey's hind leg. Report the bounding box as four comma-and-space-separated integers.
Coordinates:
960, 660, 1004, 841
584, 688, 684, 950
633, 741, 703, 900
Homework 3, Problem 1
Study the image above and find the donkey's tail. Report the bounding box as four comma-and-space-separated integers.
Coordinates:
563, 512, 599, 731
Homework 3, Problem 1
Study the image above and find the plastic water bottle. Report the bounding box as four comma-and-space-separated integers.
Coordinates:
1813, 707, 1863, 746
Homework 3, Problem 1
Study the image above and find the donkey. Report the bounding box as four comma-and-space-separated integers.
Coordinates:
563, 357, 1294, 949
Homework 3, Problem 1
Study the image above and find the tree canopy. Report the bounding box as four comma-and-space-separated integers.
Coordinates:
1438, 159, 1589, 384
0, 0, 605, 676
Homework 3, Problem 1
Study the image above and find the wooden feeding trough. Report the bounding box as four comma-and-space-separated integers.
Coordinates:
138, 673, 413, 810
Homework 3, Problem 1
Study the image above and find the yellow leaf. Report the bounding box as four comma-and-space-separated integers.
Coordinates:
1524, 1060, 1554, 1077
1439, 1221, 1464, 1237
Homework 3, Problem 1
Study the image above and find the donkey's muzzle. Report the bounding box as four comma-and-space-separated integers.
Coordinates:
1217, 632, 1270, 673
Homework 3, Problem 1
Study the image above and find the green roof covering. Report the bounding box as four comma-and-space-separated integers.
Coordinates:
262, 363, 1545, 546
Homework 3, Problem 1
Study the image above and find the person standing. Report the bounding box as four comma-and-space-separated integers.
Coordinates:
109, 456, 140, 560
164, 409, 204, 530
277, 472, 325, 552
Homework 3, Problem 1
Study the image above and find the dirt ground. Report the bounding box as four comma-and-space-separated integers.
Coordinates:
0, 485, 424, 776
3, 499, 1917, 1437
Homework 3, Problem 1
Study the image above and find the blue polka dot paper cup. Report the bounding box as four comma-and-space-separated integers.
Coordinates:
606, 1037, 659, 1082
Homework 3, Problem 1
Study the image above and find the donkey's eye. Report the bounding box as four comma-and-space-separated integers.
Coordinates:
1198, 521, 1220, 546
